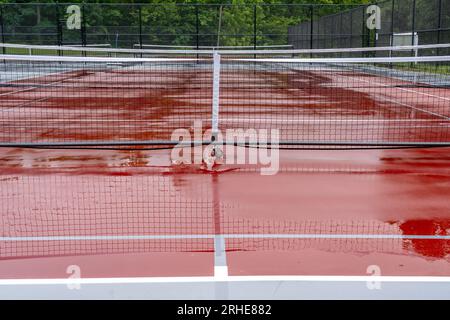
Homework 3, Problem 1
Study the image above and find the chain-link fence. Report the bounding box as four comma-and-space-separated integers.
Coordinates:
377, 0, 450, 55
0, 2, 448, 51
0, 3, 362, 49
289, 0, 450, 52
288, 5, 369, 50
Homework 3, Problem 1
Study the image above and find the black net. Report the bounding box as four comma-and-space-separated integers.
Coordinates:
0, 56, 212, 147
0, 53, 449, 149
1, 172, 421, 259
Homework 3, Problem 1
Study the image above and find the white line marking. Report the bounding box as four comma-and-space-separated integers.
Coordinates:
218, 119, 446, 122
0, 69, 88, 98
214, 235, 227, 273
0, 275, 449, 286
0, 118, 447, 123
1, 41, 450, 55
1, 233, 449, 241
214, 266, 229, 279
354, 77, 450, 119
0, 54, 198, 63
236, 55, 450, 64
397, 86, 450, 102
279, 61, 450, 120
225, 234, 450, 239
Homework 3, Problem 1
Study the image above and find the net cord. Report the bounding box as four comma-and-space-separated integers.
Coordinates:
1, 42, 450, 56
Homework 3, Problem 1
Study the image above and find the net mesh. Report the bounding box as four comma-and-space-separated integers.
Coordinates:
0, 56, 212, 147
0, 45, 449, 149
0, 173, 417, 259
218, 57, 450, 147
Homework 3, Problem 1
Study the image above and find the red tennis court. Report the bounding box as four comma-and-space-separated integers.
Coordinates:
0, 147, 448, 298
0, 49, 449, 299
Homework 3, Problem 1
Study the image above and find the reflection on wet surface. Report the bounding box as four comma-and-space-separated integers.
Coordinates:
0, 147, 448, 276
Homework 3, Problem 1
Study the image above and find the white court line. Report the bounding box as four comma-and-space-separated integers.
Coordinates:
394, 85, 450, 102
218, 118, 447, 122
0, 68, 89, 98
0, 118, 447, 123
0, 67, 108, 112
2, 42, 450, 55
1, 233, 449, 241
277, 61, 450, 120
356, 73, 450, 120
0, 63, 138, 109
305, 71, 450, 121
0, 118, 204, 121
0, 275, 450, 286
0, 124, 448, 130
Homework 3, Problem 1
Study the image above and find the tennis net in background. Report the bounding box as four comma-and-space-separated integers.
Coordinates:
0, 55, 213, 147
0, 51, 449, 149
133, 44, 295, 50
2, 43, 450, 59
219, 56, 450, 147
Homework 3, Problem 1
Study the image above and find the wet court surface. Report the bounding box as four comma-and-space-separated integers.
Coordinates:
0, 58, 449, 297
0, 147, 448, 283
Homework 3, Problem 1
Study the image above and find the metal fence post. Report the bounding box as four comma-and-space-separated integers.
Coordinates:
253, 5, 257, 50
196, 5, 199, 49
437, 0, 443, 45
309, 5, 314, 51
339, 11, 343, 49
0, 5, 5, 54
138, 5, 143, 50
350, 8, 353, 48
362, 6, 368, 47
81, 3, 86, 51
411, 0, 416, 45
411, 0, 416, 57
55, 4, 62, 55
391, 0, 395, 45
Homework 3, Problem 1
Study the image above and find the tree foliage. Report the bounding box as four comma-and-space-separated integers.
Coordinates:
2, 0, 443, 47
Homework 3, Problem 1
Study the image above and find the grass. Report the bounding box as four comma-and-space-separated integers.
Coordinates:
392, 62, 450, 76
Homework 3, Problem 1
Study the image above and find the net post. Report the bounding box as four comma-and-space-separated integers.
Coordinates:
211, 51, 221, 143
